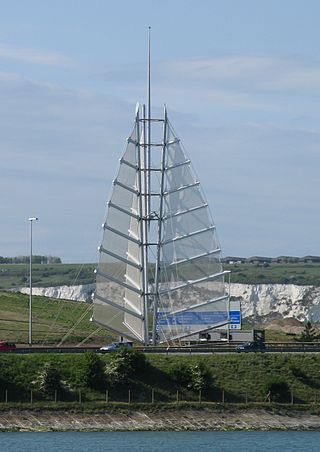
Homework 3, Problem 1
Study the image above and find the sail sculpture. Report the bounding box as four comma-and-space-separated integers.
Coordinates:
93, 104, 230, 344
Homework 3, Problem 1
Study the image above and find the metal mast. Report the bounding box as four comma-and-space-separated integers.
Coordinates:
136, 105, 149, 345
152, 107, 167, 344
147, 26, 151, 223
139, 27, 152, 345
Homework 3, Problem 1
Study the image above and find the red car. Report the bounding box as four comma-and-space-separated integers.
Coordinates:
0, 342, 16, 351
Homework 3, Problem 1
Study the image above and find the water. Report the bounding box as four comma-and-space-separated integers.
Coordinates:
0, 431, 319, 452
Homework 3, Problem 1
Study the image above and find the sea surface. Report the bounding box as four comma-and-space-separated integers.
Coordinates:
0, 431, 319, 452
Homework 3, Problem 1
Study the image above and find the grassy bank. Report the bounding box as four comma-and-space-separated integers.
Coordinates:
1, 353, 320, 405
0, 291, 112, 344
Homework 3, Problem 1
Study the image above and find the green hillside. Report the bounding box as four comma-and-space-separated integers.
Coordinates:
225, 262, 320, 286
0, 291, 297, 345
0, 291, 112, 345
0, 263, 96, 290
1, 262, 319, 290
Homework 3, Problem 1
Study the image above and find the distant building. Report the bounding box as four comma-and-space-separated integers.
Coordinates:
272, 256, 300, 264
300, 256, 320, 263
222, 256, 246, 264
221, 255, 320, 264
246, 256, 272, 264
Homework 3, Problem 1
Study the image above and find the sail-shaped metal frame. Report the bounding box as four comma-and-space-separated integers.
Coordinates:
93, 104, 230, 345
154, 116, 230, 343
93, 104, 149, 343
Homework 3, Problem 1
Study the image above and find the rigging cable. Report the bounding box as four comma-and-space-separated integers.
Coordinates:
41, 253, 96, 345
76, 327, 103, 347
57, 302, 93, 347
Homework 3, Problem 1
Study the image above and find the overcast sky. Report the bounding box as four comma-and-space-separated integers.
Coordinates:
0, 0, 319, 262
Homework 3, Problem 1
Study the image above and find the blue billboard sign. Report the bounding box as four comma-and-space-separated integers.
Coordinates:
157, 311, 228, 327
157, 306, 241, 331
229, 310, 241, 330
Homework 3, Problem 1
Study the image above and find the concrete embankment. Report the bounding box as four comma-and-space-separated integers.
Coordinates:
0, 408, 320, 431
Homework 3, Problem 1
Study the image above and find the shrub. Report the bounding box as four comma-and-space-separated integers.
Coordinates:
77, 352, 106, 390
38, 362, 62, 395
169, 362, 190, 388
264, 376, 290, 402
169, 361, 213, 391
188, 362, 213, 391
105, 348, 147, 386
298, 321, 319, 342
289, 364, 306, 380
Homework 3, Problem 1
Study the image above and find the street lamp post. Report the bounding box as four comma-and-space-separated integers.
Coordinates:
29, 217, 38, 347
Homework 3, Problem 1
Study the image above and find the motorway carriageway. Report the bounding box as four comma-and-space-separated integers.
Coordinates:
1, 343, 320, 354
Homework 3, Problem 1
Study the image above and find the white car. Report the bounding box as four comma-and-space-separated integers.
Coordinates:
99, 341, 133, 352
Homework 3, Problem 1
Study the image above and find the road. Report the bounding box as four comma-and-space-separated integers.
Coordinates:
1, 342, 320, 354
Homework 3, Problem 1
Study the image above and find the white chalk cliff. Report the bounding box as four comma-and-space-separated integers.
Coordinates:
230, 283, 320, 323
20, 284, 95, 303
20, 283, 320, 323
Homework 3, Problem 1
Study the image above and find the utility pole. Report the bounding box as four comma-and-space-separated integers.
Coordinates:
28, 217, 38, 347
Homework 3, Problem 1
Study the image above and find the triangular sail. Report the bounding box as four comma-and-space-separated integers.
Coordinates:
155, 122, 228, 343
93, 106, 229, 345
93, 115, 145, 342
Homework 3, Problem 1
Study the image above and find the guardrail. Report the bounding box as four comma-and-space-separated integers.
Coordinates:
1, 341, 320, 354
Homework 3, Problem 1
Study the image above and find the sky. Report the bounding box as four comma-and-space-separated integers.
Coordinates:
0, 0, 319, 262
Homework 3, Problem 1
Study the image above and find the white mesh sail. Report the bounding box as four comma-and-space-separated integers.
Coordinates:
93, 120, 145, 342
93, 106, 229, 345
156, 122, 229, 343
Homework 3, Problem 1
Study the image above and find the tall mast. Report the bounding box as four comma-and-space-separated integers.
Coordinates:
145, 27, 151, 344
147, 26, 151, 222
147, 26, 151, 126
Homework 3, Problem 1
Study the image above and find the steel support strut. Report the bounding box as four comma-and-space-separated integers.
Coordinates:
136, 106, 149, 345
152, 106, 168, 345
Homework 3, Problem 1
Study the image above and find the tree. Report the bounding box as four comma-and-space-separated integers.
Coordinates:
0, 255, 62, 264
298, 321, 319, 342
188, 362, 213, 391
104, 348, 147, 386
38, 362, 62, 395
78, 352, 106, 390
169, 361, 213, 391
169, 362, 190, 389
